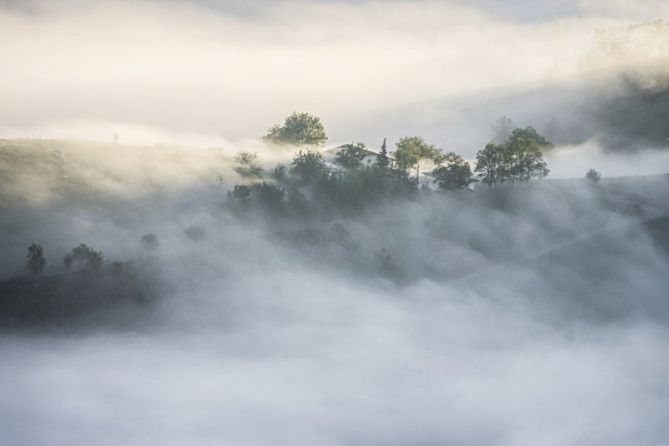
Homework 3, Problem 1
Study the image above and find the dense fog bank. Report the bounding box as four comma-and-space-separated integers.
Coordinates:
0, 139, 668, 444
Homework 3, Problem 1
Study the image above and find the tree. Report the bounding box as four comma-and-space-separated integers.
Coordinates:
505, 127, 551, 182
376, 138, 390, 168
475, 127, 551, 187
474, 143, 506, 187
250, 182, 286, 213
585, 168, 602, 183
394, 137, 444, 172
234, 152, 263, 178
140, 234, 159, 251
290, 149, 327, 184
335, 143, 368, 169
63, 244, 104, 271
432, 152, 473, 190
264, 112, 327, 146
26, 243, 46, 275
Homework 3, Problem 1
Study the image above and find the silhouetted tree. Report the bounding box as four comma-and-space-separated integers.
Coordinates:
26, 243, 46, 275
376, 138, 390, 168
585, 168, 602, 183
264, 112, 327, 146
63, 244, 104, 271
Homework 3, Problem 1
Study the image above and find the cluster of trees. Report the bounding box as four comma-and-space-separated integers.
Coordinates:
63, 244, 105, 271
228, 113, 555, 217
474, 128, 551, 187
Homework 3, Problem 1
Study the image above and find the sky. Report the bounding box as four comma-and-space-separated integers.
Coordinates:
0, 0, 668, 151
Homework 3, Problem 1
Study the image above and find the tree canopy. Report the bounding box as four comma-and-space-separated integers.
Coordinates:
475, 127, 551, 187
26, 243, 46, 275
335, 143, 368, 169
63, 244, 104, 271
432, 152, 473, 190
264, 112, 327, 146
290, 149, 327, 184
394, 137, 444, 171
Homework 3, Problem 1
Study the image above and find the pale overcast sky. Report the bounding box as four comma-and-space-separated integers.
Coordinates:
0, 0, 667, 149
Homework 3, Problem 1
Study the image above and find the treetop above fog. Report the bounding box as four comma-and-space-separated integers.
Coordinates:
264, 112, 327, 146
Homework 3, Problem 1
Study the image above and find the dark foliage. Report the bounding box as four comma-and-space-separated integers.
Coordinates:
335, 143, 368, 169
586, 168, 602, 183
63, 244, 104, 271
432, 152, 474, 190
0, 261, 153, 327
26, 243, 46, 275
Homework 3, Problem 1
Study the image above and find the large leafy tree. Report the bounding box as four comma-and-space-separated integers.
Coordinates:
474, 143, 506, 187
394, 137, 444, 171
432, 152, 473, 190
475, 127, 551, 187
264, 112, 327, 146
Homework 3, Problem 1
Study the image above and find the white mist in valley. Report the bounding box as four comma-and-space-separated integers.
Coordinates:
1, 138, 668, 445
1, 1, 669, 445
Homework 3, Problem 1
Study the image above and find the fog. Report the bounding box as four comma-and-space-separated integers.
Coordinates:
2, 0, 669, 444
1, 137, 668, 444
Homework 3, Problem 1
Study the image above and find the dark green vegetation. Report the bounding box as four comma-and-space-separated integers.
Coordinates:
474, 127, 551, 187
231, 119, 554, 218
0, 243, 154, 328
26, 243, 45, 275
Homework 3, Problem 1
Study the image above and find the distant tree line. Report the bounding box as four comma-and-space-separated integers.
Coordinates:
228, 113, 555, 217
